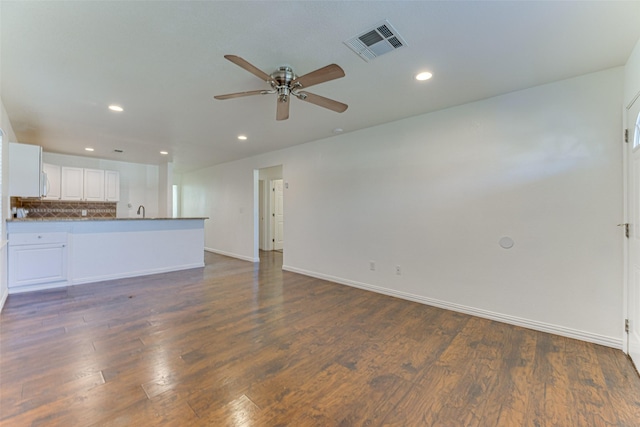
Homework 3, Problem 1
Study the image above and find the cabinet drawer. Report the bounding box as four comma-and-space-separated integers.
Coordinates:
9, 232, 68, 246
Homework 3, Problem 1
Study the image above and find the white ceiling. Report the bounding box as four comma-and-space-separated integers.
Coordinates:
2, 1, 640, 174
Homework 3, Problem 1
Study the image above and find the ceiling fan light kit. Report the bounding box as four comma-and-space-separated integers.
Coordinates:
214, 55, 348, 121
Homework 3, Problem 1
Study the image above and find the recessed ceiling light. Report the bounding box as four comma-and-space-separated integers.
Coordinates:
85, 147, 94, 152
415, 71, 433, 81
237, 135, 247, 140
160, 151, 168, 155
108, 105, 124, 112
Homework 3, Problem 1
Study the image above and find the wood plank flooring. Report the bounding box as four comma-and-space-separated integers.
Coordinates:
1, 250, 640, 426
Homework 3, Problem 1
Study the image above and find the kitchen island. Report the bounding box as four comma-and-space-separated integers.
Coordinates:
7, 217, 207, 293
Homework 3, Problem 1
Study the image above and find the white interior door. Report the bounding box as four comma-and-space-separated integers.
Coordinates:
627, 93, 640, 368
272, 179, 284, 251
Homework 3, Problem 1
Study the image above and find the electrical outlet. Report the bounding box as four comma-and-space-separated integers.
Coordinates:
369, 261, 376, 271
395, 265, 401, 275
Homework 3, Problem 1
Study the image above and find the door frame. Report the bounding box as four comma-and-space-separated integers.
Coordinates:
253, 165, 284, 260
270, 179, 284, 251
624, 90, 640, 361
258, 179, 266, 250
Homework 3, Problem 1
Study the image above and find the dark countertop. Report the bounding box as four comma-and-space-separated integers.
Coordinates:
6, 217, 208, 222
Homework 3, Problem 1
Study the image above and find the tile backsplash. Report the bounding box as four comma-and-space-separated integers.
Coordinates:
11, 198, 117, 219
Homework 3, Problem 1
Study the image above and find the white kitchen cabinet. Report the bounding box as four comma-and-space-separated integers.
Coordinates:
8, 232, 68, 289
42, 163, 61, 200
84, 168, 105, 201
61, 167, 84, 200
105, 170, 120, 201
9, 142, 43, 197
57, 166, 117, 201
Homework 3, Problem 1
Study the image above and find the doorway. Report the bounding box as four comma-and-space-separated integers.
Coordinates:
256, 165, 283, 257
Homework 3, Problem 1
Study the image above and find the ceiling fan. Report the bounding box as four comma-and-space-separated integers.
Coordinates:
214, 55, 348, 121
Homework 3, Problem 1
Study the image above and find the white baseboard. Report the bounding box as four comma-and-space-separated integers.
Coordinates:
282, 264, 623, 350
205, 247, 259, 262
70, 263, 205, 286
8, 263, 205, 294
8, 281, 71, 294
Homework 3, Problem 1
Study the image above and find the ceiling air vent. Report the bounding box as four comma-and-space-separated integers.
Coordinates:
344, 20, 407, 62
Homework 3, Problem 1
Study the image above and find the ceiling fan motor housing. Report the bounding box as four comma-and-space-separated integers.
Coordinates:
271, 66, 297, 85
271, 66, 297, 102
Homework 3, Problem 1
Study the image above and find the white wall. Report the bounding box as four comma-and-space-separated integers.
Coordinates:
183, 160, 255, 260
182, 68, 624, 347
42, 152, 160, 218
0, 97, 17, 311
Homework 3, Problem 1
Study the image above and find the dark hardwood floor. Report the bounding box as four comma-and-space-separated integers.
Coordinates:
1, 250, 640, 426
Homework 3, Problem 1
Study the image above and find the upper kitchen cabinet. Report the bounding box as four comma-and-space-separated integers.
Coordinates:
59, 167, 119, 201
61, 167, 84, 200
42, 163, 61, 200
105, 170, 120, 202
83, 169, 105, 202
9, 142, 44, 197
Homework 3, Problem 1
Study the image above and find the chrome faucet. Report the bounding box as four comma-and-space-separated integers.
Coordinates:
136, 205, 145, 218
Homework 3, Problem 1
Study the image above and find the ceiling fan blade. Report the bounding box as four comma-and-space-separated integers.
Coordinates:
291, 64, 345, 89
297, 91, 348, 113
214, 90, 267, 100
276, 97, 290, 121
224, 55, 274, 83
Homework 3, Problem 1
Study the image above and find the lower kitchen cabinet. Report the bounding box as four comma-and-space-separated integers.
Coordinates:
8, 232, 68, 289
